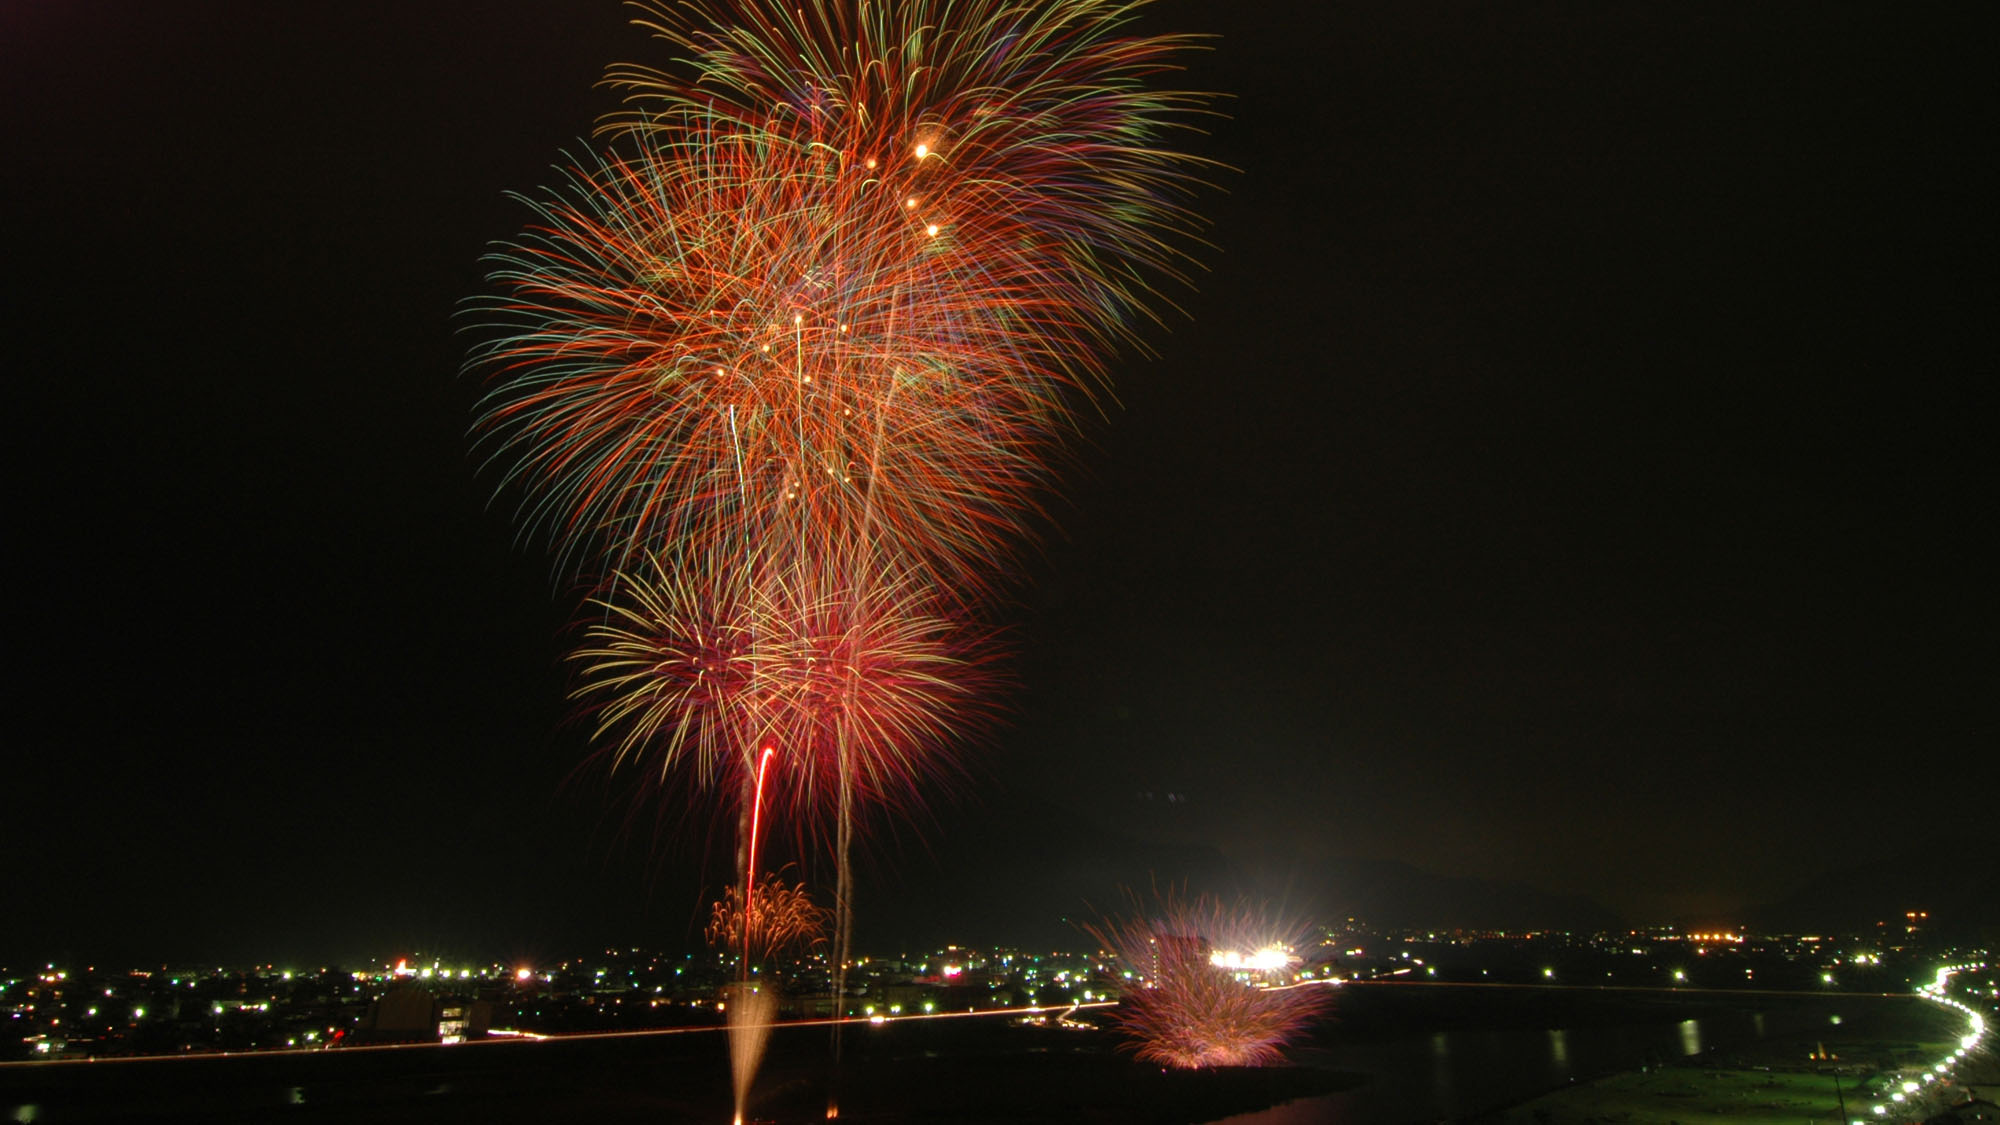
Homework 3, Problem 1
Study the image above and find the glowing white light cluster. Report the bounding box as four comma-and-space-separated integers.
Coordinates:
1210, 945, 1295, 973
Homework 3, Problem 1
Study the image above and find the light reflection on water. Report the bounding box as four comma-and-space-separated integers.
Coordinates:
1213, 1018, 1722, 1125
1208, 993, 1922, 1125
1678, 1017, 1703, 1058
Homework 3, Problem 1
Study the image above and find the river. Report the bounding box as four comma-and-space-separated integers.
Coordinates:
1215, 983, 1947, 1123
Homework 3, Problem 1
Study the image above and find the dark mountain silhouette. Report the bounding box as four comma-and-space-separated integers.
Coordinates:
1310, 855, 1624, 934
858, 792, 1621, 950
1742, 828, 1998, 941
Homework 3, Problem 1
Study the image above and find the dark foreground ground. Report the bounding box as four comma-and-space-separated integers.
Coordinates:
0, 1015, 1358, 1124
7, 987, 1965, 1123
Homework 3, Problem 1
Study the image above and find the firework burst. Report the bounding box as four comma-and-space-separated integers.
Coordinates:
706, 869, 831, 966
469, 1, 1217, 591
607, 0, 1219, 340
568, 536, 1005, 847
467, 112, 1074, 588
467, 4, 1216, 1100
1088, 892, 1331, 1068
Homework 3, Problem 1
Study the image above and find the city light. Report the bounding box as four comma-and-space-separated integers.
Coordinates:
8, 931, 1986, 1125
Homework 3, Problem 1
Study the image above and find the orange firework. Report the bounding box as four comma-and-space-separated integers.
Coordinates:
706, 870, 831, 966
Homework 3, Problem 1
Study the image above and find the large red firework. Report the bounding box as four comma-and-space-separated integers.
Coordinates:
469, 113, 1079, 590
469, 1, 1216, 593
607, 0, 1218, 346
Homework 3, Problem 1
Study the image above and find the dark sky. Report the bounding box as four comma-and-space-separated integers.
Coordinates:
4, 1, 1988, 968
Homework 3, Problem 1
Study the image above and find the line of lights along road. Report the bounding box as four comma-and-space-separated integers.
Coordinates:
1864, 963, 1989, 1122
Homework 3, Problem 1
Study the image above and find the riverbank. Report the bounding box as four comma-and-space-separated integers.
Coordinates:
1472, 988, 1979, 1124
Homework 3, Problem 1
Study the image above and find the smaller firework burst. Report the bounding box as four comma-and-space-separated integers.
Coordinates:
1087, 891, 1331, 1068
567, 537, 1005, 849
706, 869, 831, 967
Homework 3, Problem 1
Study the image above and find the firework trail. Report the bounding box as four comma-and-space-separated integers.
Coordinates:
723, 980, 777, 1125
1087, 892, 1331, 1068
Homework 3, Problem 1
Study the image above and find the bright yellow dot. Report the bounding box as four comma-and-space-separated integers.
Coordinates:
914, 143, 929, 159
905, 197, 918, 209
793, 313, 802, 324
864, 157, 877, 170
926, 224, 940, 237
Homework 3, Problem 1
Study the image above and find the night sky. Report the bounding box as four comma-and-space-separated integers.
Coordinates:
5, 1, 1988, 969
